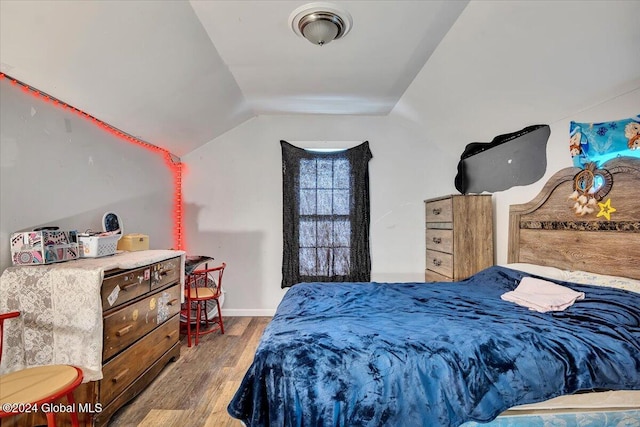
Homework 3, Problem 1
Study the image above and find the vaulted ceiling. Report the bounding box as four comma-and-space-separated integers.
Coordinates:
0, 0, 467, 157
1, 1, 639, 158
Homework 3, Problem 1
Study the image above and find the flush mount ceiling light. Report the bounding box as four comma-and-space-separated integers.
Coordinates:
289, 2, 353, 46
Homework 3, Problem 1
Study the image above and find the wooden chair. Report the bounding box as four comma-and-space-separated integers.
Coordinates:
185, 262, 226, 347
0, 311, 84, 427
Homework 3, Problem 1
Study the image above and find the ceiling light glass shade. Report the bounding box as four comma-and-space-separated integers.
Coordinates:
299, 13, 343, 46
289, 3, 353, 46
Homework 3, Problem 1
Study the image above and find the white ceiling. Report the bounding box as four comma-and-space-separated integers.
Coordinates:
0, 0, 468, 157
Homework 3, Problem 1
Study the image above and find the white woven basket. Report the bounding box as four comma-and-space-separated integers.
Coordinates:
78, 234, 121, 258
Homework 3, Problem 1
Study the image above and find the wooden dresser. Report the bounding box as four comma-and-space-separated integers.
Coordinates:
424, 194, 494, 282
0, 250, 184, 427
91, 255, 182, 425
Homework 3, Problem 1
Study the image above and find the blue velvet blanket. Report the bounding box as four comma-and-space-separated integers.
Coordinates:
228, 266, 640, 427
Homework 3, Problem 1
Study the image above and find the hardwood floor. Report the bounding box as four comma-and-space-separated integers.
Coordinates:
108, 316, 271, 427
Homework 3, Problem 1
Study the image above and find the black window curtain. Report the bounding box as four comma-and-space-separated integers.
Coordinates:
281, 140, 373, 288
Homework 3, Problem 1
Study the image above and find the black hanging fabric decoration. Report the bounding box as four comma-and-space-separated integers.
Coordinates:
281, 140, 372, 288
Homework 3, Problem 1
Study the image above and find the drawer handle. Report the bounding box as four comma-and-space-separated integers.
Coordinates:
432, 208, 441, 215
112, 368, 130, 383
120, 283, 138, 291
167, 298, 179, 306
432, 237, 442, 244
166, 330, 178, 340
432, 259, 442, 267
116, 325, 133, 337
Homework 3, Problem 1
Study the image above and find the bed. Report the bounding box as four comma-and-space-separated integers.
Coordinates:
228, 157, 640, 427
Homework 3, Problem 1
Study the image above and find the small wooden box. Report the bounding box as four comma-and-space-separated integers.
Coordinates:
117, 233, 149, 251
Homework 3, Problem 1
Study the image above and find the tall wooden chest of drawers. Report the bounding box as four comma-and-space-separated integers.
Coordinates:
424, 194, 494, 282
0, 251, 183, 427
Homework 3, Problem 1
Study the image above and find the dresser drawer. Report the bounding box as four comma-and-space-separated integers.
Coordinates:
101, 314, 180, 406
102, 266, 151, 311
426, 229, 453, 253
426, 249, 453, 278
425, 198, 453, 223
151, 256, 181, 290
425, 268, 453, 282
103, 284, 181, 360
424, 195, 493, 282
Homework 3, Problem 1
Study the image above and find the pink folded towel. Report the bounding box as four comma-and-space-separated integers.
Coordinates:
501, 276, 585, 312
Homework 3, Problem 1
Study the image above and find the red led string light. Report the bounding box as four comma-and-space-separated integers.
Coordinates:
0, 72, 184, 251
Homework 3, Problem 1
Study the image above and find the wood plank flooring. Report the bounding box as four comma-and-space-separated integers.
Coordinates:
108, 316, 271, 427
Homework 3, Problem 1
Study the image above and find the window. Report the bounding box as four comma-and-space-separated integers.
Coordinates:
299, 156, 351, 276
281, 140, 372, 288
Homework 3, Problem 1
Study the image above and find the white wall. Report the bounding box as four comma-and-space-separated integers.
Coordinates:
492, 89, 640, 264
391, 0, 640, 266
183, 1, 640, 316
182, 114, 456, 315
183, 88, 639, 317
0, 78, 176, 272
6, 1, 630, 313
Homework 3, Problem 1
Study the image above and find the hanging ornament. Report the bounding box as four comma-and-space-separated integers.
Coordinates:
568, 162, 613, 216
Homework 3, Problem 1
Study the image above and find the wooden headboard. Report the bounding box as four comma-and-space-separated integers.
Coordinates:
508, 157, 640, 280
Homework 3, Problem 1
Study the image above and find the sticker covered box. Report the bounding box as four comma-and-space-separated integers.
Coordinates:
10, 230, 79, 265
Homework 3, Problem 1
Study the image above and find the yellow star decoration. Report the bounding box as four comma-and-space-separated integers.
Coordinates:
597, 198, 616, 220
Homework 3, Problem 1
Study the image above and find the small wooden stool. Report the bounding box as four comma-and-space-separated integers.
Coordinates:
0, 312, 84, 427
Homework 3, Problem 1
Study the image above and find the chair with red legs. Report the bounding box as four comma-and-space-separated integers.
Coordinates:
184, 262, 226, 347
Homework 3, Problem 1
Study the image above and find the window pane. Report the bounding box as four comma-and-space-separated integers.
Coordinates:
333, 159, 350, 188
300, 189, 316, 215
333, 248, 350, 275
333, 220, 350, 246
317, 159, 333, 188
299, 220, 316, 247
317, 221, 332, 246
299, 248, 316, 275
317, 248, 331, 276
300, 159, 316, 188
333, 190, 349, 215
317, 190, 333, 215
